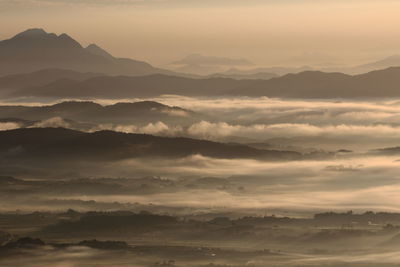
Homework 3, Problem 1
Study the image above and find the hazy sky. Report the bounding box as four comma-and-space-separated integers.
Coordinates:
1, 0, 400, 67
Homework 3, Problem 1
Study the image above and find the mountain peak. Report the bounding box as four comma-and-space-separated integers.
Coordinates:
11, 29, 81, 47
87, 43, 102, 50
58, 33, 82, 48
58, 33, 73, 39
0, 28, 162, 76
13, 28, 48, 39
86, 43, 113, 59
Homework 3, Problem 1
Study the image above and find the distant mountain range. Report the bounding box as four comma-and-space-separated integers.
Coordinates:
8, 72, 249, 98
6, 66, 400, 99
340, 55, 400, 74
228, 67, 400, 98
207, 72, 278, 80
220, 66, 313, 77
2, 28, 400, 99
0, 28, 177, 77
216, 55, 400, 76
168, 53, 254, 76
0, 68, 101, 96
0, 128, 300, 161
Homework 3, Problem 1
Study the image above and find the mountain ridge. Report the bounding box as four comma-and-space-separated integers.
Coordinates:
0, 127, 301, 161
9, 66, 400, 99
0, 28, 178, 77
0, 100, 200, 125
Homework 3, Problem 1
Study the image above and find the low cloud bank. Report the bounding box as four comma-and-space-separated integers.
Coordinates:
4, 117, 399, 151
44, 154, 400, 212
0, 122, 20, 131
3, 96, 400, 151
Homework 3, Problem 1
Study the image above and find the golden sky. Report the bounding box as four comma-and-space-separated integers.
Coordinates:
1, 0, 400, 67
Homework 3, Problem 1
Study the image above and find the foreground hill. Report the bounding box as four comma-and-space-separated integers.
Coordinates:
0, 28, 176, 76
0, 128, 300, 160
10, 67, 400, 99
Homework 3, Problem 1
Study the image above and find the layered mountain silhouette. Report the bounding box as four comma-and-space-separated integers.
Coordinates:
0, 28, 175, 76
169, 53, 253, 75
337, 55, 400, 74
0, 128, 300, 160
0, 69, 101, 95
221, 56, 400, 76
0, 101, 201, 125
10, 74, 249, 98
3, 28, 400, 99
9, 66, 400, 98
220, 66, 313, 76
229, 67, 400, 98
207, 72, 278, 80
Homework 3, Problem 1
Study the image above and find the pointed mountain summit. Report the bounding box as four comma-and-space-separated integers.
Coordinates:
12, 28, 48, 38
86, 44, 114, 59
0, 28, 175, 76
6, 28, 82, 49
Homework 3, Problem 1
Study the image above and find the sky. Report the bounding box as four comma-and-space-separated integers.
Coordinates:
1, 0, 400, 67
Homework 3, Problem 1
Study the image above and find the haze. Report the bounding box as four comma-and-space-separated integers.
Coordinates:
2, 0, 400, 67
3, 1, 400, 266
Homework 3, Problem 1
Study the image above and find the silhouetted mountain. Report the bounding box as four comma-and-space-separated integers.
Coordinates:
0, 100, 200, 124
0, 28, 176, 76
85, 44, 114, 59
230, 56, 400, 75
171, 54, 252, 67
2, 237, 45, 250
169, 54, 253, 75
229, 67, 400, 98
207, 72, 278, 80
229, 70, 352, 97
222, 66, 313, 76
0, 128, 300, 160
348, 55, 400, 74
13, 67, 400, 98
0, 101, 101, 121
172, 63, 223, 76
0, 69, 101, 93
11, 74, 249, 98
